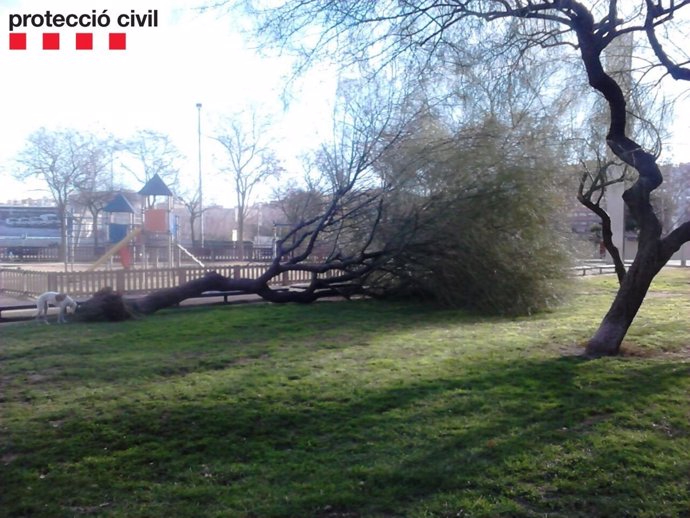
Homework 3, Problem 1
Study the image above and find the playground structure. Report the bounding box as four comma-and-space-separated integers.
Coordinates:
88, 174, 204, 272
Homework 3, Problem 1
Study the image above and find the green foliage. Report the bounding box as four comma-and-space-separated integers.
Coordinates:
376, 116, 573, 315
2, 270, 690, 517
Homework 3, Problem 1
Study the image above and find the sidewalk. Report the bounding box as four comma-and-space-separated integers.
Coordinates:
0, 291, 269, 324
0, 293, 33, 305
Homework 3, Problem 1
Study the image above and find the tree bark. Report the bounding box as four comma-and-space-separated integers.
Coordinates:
567, 8, 687, 356
190, 214, 197, 248
237, 210, 245, 261
585, 244, 666, 356
74, 270, 364, 322
577, 192, 626, 283
58, 205, 68, 263
91, 211, 100, 249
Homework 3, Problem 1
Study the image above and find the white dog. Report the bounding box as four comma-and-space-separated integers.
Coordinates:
35, 291, 77, 324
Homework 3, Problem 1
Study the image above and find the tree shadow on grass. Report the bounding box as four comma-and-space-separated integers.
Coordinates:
4, 353, 690, 517
354, 358, 690, 516
0, 300, 530, 387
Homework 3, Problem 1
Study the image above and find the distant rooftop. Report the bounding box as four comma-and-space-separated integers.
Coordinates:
0, 197, 54, 207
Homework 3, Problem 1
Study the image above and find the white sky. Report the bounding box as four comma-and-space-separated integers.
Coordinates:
0, 0, 336, 205
1, 0, 688, 206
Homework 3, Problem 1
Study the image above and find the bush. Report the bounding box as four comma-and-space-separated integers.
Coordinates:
372, 117, 573, 315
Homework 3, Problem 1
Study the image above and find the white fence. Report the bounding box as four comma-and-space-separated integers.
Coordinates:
0, 265, 318, 298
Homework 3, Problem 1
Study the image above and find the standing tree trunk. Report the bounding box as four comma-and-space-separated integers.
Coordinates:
569, 9, 690, 356
190, 213, 197, 247
586, 215, 690, 356
237, 209, 245, 261
90, 208, 100, 249
586, 246, 667, 356
58, 204, 68, 263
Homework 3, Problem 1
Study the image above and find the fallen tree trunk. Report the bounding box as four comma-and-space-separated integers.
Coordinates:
75, 286, 135, 322
74, 271, 364, 322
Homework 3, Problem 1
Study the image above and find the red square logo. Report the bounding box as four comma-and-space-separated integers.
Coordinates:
9, 33, 26, 50
109, 33, 126, 50
76, 33, 93, 50
43, 33, 60, 50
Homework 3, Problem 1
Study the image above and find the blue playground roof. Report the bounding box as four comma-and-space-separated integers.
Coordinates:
138, 174, 173, 197
104, 193, 136, 213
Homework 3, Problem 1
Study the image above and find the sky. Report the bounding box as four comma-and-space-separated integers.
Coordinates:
0, 0, 336, 205
1, 0, 688, 207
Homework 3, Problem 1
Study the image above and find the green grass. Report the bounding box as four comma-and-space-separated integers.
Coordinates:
1, 269, 690, 517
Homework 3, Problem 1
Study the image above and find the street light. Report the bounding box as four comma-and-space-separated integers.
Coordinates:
196, 102, 204, 248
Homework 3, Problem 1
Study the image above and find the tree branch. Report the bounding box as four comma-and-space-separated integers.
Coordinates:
644, 0, 690, 81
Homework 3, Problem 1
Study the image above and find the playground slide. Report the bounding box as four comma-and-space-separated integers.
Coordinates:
118, 247, 133, 269
87, 227, 142, 272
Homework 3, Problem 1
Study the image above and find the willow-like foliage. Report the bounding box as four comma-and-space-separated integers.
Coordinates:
372, 117, 573, 315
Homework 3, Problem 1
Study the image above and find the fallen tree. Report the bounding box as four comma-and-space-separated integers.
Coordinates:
74, 89, 572, 322
235, 0, 690, 357
74, 270, 367, 322
75, 186, 387, 319
75, 100, 396, 322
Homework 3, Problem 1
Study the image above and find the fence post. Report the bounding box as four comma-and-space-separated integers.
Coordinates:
282, 271, 289, 286
47, 272, 58, 292
233, 266, 241, 279
116, 270, 126, 293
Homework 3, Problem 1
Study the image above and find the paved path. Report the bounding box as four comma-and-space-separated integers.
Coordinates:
0, 293, 32, 305
0, 291, 271, 324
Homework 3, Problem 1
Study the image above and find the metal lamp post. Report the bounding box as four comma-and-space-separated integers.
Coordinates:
196, 102, 204, 248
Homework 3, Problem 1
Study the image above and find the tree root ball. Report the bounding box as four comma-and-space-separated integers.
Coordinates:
75, 286, 135, 322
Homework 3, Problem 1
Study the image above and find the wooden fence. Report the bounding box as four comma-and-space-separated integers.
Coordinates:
0, 265, 318, 298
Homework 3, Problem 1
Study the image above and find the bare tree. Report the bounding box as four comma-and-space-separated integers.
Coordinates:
176, 187, 204, 247
72, 190, 115, 250
213, 110, 283, 260
71, 140, 122, 251
14, 128, 110, 261
121, 130, 182, 205
577, 155, 629, 282
274, 179, 325, 228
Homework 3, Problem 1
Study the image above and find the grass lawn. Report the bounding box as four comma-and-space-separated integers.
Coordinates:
1, 269, 690, 517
